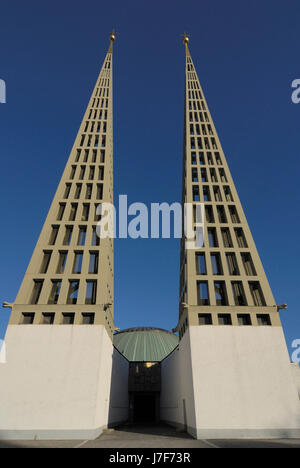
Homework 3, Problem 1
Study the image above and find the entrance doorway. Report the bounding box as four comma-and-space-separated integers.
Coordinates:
132, 393, 158, 423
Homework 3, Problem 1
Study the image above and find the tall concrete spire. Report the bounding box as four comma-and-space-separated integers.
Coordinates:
177, 36, 278, 334
160, 38, 300, 440
0, 35, 118, 440
7, 33, 115, 334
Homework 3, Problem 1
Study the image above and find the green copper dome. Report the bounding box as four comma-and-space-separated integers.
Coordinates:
113, 327, 179, 362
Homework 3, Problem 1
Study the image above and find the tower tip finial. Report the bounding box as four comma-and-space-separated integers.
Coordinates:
182, 32, 190, 45
110, 29, 116, 42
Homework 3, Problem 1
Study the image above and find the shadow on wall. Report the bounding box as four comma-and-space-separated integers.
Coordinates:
108, 347, 130, 427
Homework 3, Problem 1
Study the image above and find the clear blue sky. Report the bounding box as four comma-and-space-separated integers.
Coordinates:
0, 0, 299, 358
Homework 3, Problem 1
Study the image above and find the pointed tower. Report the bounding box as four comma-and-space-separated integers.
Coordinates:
9, 34, 115, 330
160, 36, 300, 439
179, 35, 280, 333
0, 34, 119, 440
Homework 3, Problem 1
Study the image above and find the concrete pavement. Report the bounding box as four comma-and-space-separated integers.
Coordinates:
1, 424, 300, 448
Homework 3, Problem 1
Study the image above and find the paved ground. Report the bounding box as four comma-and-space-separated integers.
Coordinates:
1, 424, 300, 448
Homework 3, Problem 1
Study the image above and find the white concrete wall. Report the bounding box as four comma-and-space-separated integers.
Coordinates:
0, 325, 113, 439
108, 348, 129, 426
160, 349, 181, 426
291, 363, 300, 398
190, 326, 300, 438
161, 326, 300, 439
160, 336, 197, 438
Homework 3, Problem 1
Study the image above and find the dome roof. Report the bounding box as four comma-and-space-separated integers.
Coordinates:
113, 327, 179, 362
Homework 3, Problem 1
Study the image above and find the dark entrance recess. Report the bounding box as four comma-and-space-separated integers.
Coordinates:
133, 393, 156, 423
128, 362, 161, 424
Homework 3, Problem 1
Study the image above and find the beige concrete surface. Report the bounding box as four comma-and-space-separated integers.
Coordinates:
177, 37, 282, 337
1, 424, 300, 448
